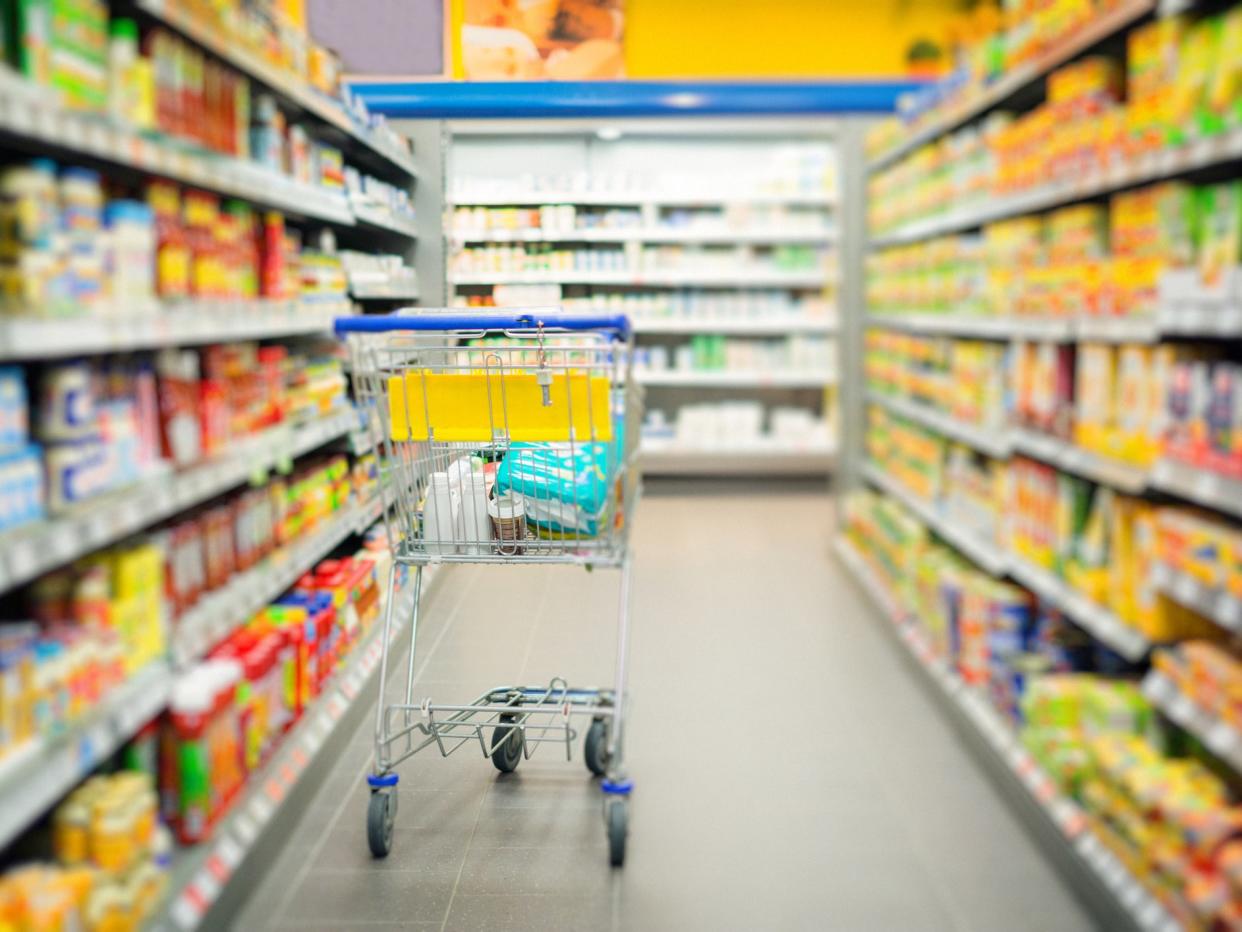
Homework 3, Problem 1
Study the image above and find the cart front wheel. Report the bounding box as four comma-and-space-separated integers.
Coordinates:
491, 714, 524, 773
367, 788, 396, 858
606, 798, 627, 867
584, 718, 609, 777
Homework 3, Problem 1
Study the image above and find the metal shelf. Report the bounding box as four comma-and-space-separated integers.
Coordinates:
450, 227, 836, 246
861, 462, 1151, 661
134, 0, 418, 180
641, 440, 835, 475
1144, 672, 1242, 776
637, 369, 835, 388
866, 313, 1070, 340
1005, 553, 1150, 662
835, 535, 1178, 932
351, 204, 419, 238
862, 462, 1006, 575
450, 270, 830, 288
171, 497, 384, 667
1010, 429, 1148, 494
1150, 459, 1242, 522
0, 299, 349, 360
1152, 562, 1242, 635
0, 69, 354, 225
866, 312, 1229, 343
0, 662, 172, 851
0, 409, 356, 596
866, 391, 1010, 457
150, 567, 433, 932
866, 0, 1157, 172
870, 127, 1242, 248
633, 316, 837, 335
449, 191, 836, 208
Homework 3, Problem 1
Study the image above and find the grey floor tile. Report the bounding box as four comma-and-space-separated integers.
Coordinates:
283, 868, 457, 924
455, 844, 620, 896
235, 489, 1100, 932
442, 893, 614, 932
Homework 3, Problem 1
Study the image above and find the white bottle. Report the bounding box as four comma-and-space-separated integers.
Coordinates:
423, 472, 460, 555
458, 473, 492, 555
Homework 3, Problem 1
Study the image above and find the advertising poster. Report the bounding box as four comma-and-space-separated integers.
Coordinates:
459, 0, 625, 80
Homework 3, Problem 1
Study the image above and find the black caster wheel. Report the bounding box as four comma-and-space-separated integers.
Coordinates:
606, 797, 627, 867
491, 712, 524, 773
584, 718, 609, 777
367, 787, 396, 858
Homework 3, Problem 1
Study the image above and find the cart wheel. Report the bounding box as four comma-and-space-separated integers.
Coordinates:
606, 798, 627, 867
584, 718, 608, 777
491, 713, 524, 773
367, 788, 396, 858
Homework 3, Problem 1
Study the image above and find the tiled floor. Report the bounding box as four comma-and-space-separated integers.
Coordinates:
234, 486, 1101, 931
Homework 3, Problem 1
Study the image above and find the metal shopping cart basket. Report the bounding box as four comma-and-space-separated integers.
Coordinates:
336, 309, 641, 866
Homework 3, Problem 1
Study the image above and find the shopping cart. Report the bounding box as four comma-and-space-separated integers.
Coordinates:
335, 309, 641, 866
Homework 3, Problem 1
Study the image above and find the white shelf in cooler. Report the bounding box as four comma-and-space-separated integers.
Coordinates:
451, 227, 836, 245
633, 315, 836, 335
641, 439, 835, 474
450, 270, 830, 288
637, 369, 834, 388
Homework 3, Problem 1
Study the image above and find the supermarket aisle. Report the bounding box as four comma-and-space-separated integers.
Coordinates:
234, 487, 1098, 932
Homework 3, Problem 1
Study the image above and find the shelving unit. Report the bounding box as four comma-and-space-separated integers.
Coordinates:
865, 0, 1158, 173
0, 2, 425, 920
851, 2, 1242, 923
446, 122, 840, 477
835, 537, 1177, 932
870, 127, 1242, 248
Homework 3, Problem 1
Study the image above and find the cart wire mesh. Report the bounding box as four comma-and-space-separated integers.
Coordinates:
344, 310, 641, 568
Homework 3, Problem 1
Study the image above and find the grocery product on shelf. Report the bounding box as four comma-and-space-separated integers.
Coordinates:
0, 771, 169, 930
160, 539, 389, 845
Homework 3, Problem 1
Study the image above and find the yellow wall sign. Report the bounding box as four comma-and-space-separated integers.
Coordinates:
388, 370, 613, 442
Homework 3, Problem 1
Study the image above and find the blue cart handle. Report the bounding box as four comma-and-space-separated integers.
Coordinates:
334, 312, 630, 339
